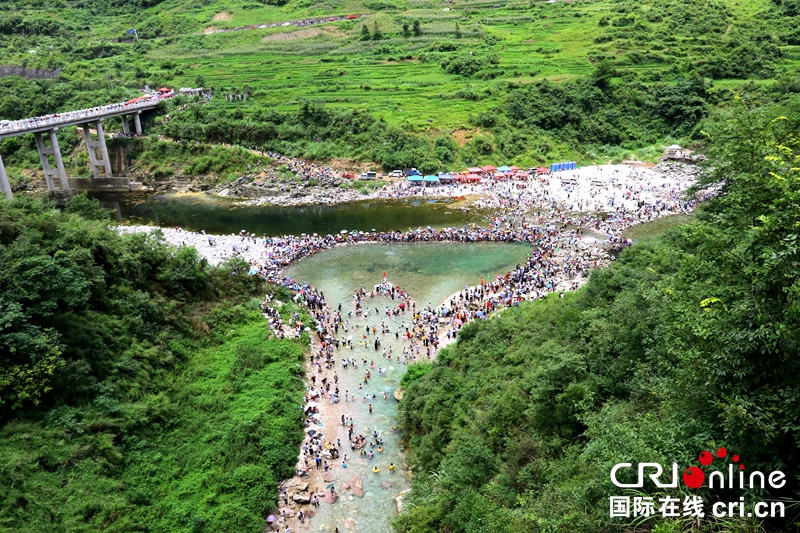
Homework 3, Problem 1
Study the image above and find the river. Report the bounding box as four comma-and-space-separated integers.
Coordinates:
95, 192, 488, 235
285, 243, 532, 532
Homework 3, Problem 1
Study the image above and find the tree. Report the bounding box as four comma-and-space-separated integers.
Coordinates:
591, 60, 617, 90
372, 21, 382, 41
402, 21, 410, 37
360, 24, 371, 41
412, 20, 421, 37
194, 74, 205, 87
434, 135, 458, 164
455, 22, 462, 39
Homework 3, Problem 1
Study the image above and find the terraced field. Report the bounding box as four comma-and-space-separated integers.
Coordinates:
0, 0, 798, 170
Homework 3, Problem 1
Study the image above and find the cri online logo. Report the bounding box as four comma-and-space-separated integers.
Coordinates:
611, 448, 786, 490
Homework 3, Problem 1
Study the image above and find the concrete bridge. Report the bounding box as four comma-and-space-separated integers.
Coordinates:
0, 98, 161, 199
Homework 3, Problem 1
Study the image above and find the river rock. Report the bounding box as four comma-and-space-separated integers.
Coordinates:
292, 492, 311, 504
279, 507, 295, 518
348, 476, 363, 490
352, 487, 364, 498
396, 489, 411, 514
380, 480, 396, 490
291, 481, 309, 492
323, 491, 338, 504
322, 472, 336, 482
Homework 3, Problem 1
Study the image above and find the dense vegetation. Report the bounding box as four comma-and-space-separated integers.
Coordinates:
0, 195, 314, 531
1, 0, 800, 184
396, 97, 800, 532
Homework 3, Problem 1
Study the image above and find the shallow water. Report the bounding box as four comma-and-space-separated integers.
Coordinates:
96, 192, 487, 236
285, 243, 531, 533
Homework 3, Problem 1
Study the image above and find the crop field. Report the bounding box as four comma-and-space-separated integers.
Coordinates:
1, 0, 798, 170
8, 0, 794, 133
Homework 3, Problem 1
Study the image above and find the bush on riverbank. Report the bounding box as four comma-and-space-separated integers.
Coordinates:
117, 137, 266, 182
0, 195, 312, 531
396, 98, 800, 532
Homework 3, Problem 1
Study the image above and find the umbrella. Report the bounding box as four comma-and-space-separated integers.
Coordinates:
340, 230, 348, 234
313, 233, 318, 236
307, 401, 318, 407
307, 429, 317, 436
312, 413, 321, 419
327, 483, 336, 489
267, 515, 276, 523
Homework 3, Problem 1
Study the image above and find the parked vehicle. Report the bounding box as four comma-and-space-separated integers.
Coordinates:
359, 171, 377, 180
388, 170, 404, 178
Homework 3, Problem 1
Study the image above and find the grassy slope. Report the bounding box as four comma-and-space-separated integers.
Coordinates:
0, 0, 797, 174
0, 307, 308, 532
6, 0, 795, 133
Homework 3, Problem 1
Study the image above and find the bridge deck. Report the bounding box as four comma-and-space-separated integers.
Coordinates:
0, 100, 160, 140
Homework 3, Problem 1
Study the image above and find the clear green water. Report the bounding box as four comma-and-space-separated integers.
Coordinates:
95, 192, 487, 236
285, 243, 531, 533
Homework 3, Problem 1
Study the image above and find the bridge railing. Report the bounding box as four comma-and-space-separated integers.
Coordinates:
0, 98, 161, 135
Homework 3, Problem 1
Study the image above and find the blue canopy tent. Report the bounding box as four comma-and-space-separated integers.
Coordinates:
423, 175, 440, 186
438, 173, 454, 181
408, 175, 424, 185
497, 165, 513, 173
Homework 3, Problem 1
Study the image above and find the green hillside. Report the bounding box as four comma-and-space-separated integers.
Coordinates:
396, 96, 800, 533
0, 195, 316, 531
0, 0, 799, 174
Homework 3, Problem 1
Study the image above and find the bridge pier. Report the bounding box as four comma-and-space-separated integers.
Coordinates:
121, 115, 130, 135
82, 120, 114, 178
0, 153, 12, 199
133, 112, 142, 135
33, 129, 69, 191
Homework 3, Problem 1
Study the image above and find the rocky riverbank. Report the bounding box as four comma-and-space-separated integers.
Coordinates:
117, 159, 703, 208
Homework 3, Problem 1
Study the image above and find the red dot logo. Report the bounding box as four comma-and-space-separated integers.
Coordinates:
683, 466, 705, 489
739, 464, 745, 471
732, 454, 740, 463
716, 447, 727, 458
699, 451, 714, 466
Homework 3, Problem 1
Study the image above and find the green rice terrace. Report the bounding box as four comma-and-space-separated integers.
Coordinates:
0, 0, 799, 180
